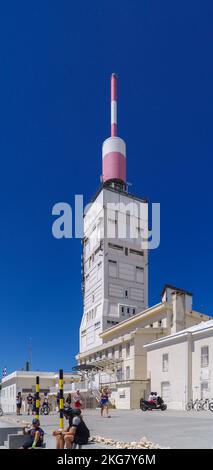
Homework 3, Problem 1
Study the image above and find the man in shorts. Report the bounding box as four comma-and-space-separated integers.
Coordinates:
26, 393, 34, 415
53, 407, 90, 449
16, 392, 22, 416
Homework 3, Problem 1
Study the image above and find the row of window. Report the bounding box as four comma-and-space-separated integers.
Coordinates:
108, 243, 144, 257
160, 381, 211, 401
162, 346, 209, 373
79, 343, 131, 363
108, 260, 144, 283
1, 385, 15, 398
121, 305, 136, 316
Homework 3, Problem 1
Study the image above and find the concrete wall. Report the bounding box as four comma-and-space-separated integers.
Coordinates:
147, 339, 188, 409
192, 331, 213, 399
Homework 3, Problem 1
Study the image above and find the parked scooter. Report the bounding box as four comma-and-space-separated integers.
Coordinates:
140, 396, 167, 411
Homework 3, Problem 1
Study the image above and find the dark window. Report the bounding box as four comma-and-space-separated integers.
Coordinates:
127, 308, 130, 314
125, 290, 128, 299
125, 248, 128, 256
132, 308, 135, 315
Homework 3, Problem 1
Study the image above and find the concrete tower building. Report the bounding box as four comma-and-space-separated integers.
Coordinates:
80, 74, 148, 353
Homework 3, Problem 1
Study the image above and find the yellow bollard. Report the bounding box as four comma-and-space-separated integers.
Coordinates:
59, 369, 64, 429
35, 376, 40, 420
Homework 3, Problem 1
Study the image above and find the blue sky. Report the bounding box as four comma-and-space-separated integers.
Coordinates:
0, 1, 212, 374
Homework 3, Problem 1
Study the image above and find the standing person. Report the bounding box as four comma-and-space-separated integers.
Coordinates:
65, 393, 72, 407
100, 387, 111, 418
56, 391, 60, 412
32, 393, 37, 415
16, 392, 22, 416
26, 393, 34, 415
73, 390, 83, 409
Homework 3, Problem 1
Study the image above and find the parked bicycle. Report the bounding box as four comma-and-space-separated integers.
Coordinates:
197, 398, 213, 412
186, 398, 200, 411
186, 398, 213, 412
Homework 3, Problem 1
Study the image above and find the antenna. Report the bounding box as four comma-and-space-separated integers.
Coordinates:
28, 337, 32, 371
111, 73, 117, 136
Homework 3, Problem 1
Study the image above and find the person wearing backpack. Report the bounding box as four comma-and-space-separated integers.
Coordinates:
53, 407, 90, 449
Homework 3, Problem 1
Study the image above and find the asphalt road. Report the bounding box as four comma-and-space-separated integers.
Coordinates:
1, 409, 213, 449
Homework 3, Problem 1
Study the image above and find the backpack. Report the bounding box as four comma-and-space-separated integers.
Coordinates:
74, 420, 90, 445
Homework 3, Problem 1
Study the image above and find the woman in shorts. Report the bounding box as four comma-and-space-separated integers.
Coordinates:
100, 387, 111, 417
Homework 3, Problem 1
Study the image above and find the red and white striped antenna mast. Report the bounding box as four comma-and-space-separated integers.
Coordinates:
111, 73, 117, 137
102, 73, 126, 188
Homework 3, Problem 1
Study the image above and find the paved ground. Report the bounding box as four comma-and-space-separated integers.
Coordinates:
0, 409, 213, 449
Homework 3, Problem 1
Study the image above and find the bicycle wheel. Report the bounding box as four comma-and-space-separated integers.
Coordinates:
208, 402, 213, 412
196, 402, 203, 412
186, 402, 192, 411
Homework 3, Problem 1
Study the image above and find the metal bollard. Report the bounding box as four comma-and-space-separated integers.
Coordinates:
35, 376, 40, 420
59, 369, 64, 429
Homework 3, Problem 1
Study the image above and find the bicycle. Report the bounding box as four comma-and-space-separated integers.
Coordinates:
186, 398, 200, 411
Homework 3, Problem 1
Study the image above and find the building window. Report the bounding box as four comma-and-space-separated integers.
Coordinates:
119, 345, 122, 358
121, 306, 124, 313
132, 308, 136, 315
158, 320, 162, 327
201, 381, 209, 399
126, 343, 130, 358
130, 248, 144, 256
161, 381, 171, 402
108, 243, 123, 251
201, 346, 209, 368
125, 248, 128, 256
108, 260, 117, 278
125, 290, 128, 299
162, 353, 169, 372
126, 366, 130, 380
136, 266, 144, 283
127, 307, 130, 314
111, 347, 115, 358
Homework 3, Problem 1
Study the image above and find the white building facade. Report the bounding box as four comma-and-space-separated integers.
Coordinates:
80, 186, 149, 353
145, 319, 213, 410
77, 286, 211, 409
0, 371, 79, 413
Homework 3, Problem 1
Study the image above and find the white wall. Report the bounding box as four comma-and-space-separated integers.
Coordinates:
147, 339, 188, 409
192, 332, 213, 399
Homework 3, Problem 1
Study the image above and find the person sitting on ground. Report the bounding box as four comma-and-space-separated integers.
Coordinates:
20, 418, 44, 449
26, 393, 34, 415
100, 387, 111, 417
53, 407, 90, 449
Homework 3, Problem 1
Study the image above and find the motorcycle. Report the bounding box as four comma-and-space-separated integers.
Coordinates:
140, 396, 167, 411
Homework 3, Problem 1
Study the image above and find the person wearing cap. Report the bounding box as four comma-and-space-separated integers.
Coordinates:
20, 418, 44, 449
52, 407, 90, 449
